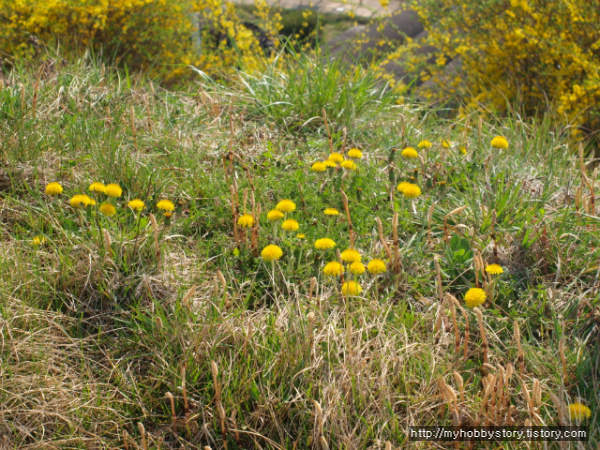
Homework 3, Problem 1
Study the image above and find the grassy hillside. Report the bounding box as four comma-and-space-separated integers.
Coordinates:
0, 55, 598, 449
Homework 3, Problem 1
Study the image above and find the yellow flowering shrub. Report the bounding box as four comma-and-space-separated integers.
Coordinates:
0, 0, 282, 81
400, 0, 600, 138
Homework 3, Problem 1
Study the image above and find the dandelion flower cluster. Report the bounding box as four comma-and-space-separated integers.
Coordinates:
89, 182, 106, 193
128, 199, 145, 211
238, 214, 254, 228
367, 259, 386, 274
311, 162, 326, 172
276, 199, 296, 213
282, 219, 299, 231
347, 148, 362, 159
491, 136, 509, 149
342, 281, 362, 296
328, 152, 344, 163
401, 147, 418, 159
314, 238, 336, 250
340, 160, 357, 170
396, 182, 411, 193
485, 264, 504, 275
341, 249, 361, 263
261, 245, 283, 262
32, 235, 45, 246
402, 183, 422, 199
324, 208, 339, 216
464, 288, 486, 308
323, 261, 343, 276
568, 403, 591, 421
418, 140, 432, 148
267, 209, 284, 221
105, 183, 123, 198
157, 199, 175, 211
99, 202, 117, 216
70, 194, 92, 208
349, 261, 366, 275
45, 182, 63, 196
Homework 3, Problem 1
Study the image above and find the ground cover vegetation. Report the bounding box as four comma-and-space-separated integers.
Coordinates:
0, 1, 599, 449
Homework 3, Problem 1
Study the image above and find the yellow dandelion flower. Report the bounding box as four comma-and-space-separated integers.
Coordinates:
157, 199, 175, 211
323, 261, 343, 276
267, 209, 284, 221
341, 248, 361, 263
568, 403, 591, 421
323, 160, 337, 168
460, 147, 467, 155
485, 264, 504, 275
347, 148, 363, 159
328, 152, 344, 163
261, 245, 283, 262
442, 139, 452, 148
105, 183, 123, 198
276, 199, 296, 213
314, 238, 336, 250
282, 219, 299, 231
99, 202, 117, 216
418, 140, 432, 148
342, 281, 362, 296
45, 182, 63, 196
464, 288, 486, 308
70, 194, 92, 208
32, 235, 46, 246
340, 160, 357, 170
238, 214, 254, 228
297, 233, 306, 239
89, 182, 106, 193
127, 199, 145, 211
402, 183, 421, 199
401, 147, 418, 159
367, 259, 386, 274
491, 136, 509, 149
324, 208, 339, 216
396, 181, 411, 193
349, 261, 366, 275
311, 162, 327, 172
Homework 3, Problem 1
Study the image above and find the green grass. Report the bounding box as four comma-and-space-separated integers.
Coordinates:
0, 54, 598, 449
